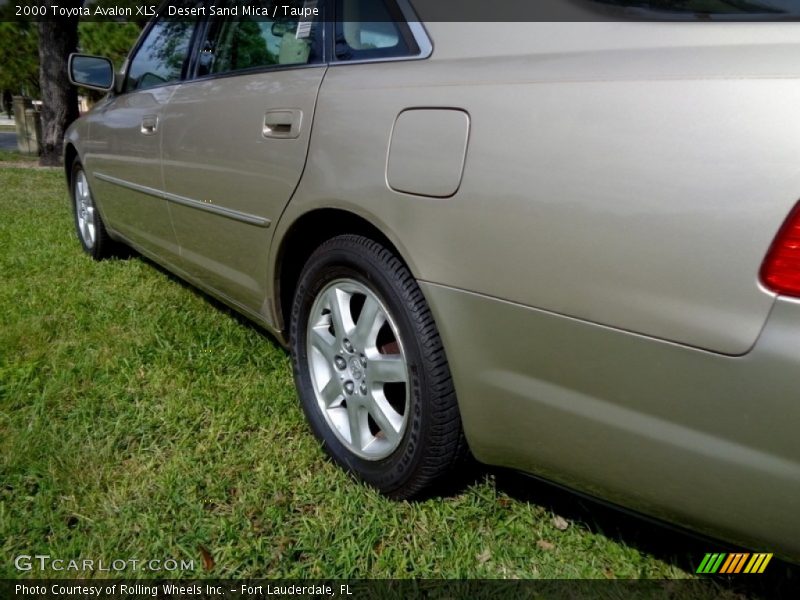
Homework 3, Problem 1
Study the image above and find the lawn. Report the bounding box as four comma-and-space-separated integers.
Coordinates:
0, 166, 793, 595
0, 149, 37, 166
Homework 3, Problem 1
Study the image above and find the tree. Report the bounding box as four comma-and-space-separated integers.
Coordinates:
0, 22, 40, 97
3, 1, 144, 165
78, 0, 148, 73
37, 1, 82, 166
78, 21, 141, 71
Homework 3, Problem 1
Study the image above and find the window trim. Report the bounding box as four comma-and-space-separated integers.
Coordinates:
186, 60, 328, 85
329, 0, 432, 66
183, 1, 328, 84
120, 4, 204, 95
116, 0, 432, 95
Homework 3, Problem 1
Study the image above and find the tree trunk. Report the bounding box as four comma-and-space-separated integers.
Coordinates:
37, 5, 81, 167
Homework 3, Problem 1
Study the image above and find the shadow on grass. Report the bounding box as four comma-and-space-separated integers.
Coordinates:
493, 468, 800, 599
130, 252, 287, 347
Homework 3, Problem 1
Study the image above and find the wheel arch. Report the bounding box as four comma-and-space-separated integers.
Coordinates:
274, 208, 416, 336
64, 143, 78, 182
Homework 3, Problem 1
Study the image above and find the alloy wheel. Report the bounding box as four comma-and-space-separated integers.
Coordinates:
306, 278, 409, 460
74, 170, 96, 249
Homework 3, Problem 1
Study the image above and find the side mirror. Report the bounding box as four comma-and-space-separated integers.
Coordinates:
68, 54, 114, 92
115, 59, 129, 94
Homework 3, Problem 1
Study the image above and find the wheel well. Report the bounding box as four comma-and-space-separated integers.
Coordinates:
64, 144, 78, 181
276, 209, 405, 333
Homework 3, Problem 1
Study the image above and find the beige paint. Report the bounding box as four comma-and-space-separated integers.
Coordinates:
160, 67, 327, 313
64, 17, 800, 560
82, 87, 181, 264
421, 281, 800, 560
387, 108, 470, 198
280, 23, 800, 355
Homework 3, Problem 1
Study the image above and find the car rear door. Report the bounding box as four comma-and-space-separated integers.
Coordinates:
160, 1, 327, 314
85, 16, 200, 264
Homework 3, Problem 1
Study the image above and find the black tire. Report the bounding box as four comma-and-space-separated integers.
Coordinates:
70, 158, 117, 260
290, 234, 468, 499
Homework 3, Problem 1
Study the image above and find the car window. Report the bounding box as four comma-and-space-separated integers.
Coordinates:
335, 0, 419, 61
197, 0, 323, 77
125, 18, 197, 92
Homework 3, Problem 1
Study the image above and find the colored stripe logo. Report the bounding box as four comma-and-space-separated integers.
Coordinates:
696, 552, 773, 574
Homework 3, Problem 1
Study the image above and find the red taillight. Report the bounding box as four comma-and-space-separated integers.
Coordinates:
761, 202, 800, 297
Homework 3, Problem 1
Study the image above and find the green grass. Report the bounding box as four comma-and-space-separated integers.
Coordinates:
0, 149, 36, 163
0, 166, 791, 593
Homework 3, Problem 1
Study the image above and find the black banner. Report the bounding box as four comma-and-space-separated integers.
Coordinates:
2, 0, 800, 23
0, 579, 757, 600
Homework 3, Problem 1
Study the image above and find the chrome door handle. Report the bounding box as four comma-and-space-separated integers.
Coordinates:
141, 115, 158, 135
263, 109, 302, 139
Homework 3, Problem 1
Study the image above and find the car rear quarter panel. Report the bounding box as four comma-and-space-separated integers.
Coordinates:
274, 23, 800, 557
282, 22, 800, 356
422, 283, 800, 560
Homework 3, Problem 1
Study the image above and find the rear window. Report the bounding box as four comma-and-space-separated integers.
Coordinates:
335, 0, 420, 61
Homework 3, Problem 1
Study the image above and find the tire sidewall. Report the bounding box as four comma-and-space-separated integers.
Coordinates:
290, 241, 429, 495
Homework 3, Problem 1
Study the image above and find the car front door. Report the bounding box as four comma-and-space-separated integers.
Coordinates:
85, 16, 200, 264
160, 1, 327, 315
